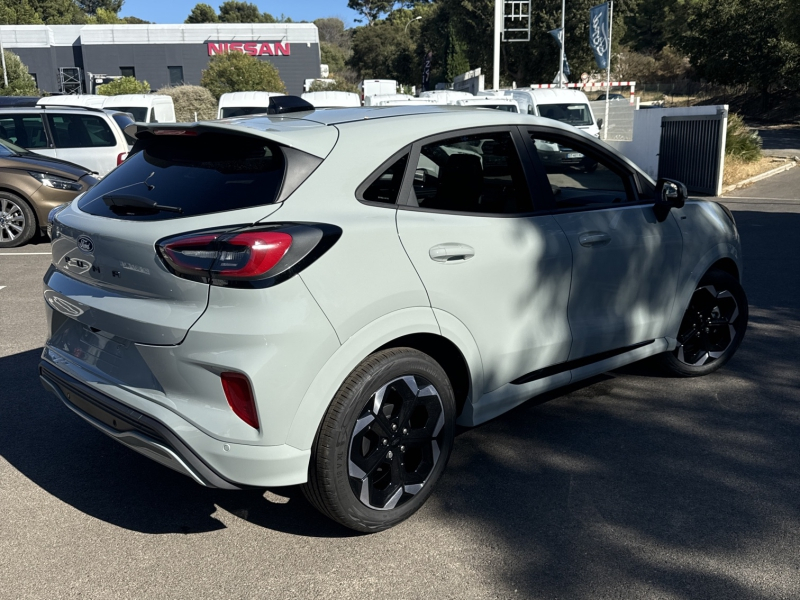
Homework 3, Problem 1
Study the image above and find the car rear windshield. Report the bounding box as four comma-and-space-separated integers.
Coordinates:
77, 132, 286, 221
110, 107, 148, 122
537, 103, 594, 126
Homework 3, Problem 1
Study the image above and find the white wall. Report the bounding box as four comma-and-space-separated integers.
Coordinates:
607, 105, 727, 181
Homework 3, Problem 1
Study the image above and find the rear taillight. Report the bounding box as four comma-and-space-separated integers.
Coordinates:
157, 223, 341, 287
162, 230, 291, 280
117, 152, 128, 165
221, 372, 259, 429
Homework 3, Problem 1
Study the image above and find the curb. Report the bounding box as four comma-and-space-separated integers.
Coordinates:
721, 160, 797, 195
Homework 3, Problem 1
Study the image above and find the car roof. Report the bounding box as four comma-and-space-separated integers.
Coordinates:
103, 94, 172, 106
514, 88, 590, 103
0, 104, 107, 114
218, 91, 285, 106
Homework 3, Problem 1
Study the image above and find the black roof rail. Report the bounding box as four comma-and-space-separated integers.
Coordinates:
33, 103, 107, 113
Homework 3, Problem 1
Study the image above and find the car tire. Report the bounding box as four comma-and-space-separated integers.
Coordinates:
0, 192, 36, 248
302, 347, 456, 532
658, 269, 748, 377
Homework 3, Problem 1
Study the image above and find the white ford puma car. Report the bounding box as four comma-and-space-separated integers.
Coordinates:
40, 106, 747, 532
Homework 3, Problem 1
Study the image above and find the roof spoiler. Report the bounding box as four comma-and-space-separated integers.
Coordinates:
267, 95, 314, 114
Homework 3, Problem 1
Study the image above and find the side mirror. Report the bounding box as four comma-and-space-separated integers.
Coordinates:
414, 168, 427, 184
597, 118, 604, 129
653, 178, 688, 221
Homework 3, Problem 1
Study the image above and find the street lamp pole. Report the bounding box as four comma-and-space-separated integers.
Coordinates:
493, 0, 502, 90
404, 16, 421, 33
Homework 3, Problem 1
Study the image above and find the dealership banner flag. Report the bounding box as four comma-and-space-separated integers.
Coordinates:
589, 3, 610, 70
548, 29, 571, 77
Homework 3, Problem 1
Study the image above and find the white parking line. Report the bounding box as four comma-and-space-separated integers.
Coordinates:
0, 252, 51, 255
0, 286, 5, 291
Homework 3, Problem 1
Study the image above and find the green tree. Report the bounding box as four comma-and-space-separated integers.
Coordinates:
623, 0, 683, 53
0, 50, 40, 96
218, 1, 274, 23
28, 0, 87, 24
676, 0, 799, 107
314, 17, 350, 52
200, 51, 286, 99
97, 76, 150, 95
308, 78, 359, 94
0, 0, 44, 24
444, 23, 469, 81
77, 0, 123, 16
185, 3, 218, 23
122, 15, 149, 23
348, 0, 393, 25
321, 42, 347, 75
157, 84, 217, 121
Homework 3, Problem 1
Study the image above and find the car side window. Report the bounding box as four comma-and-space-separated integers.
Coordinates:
0, 115, 47, 149
412, 131, 531, 214
529, 133, 632, 209
47, 114, 116, 148
361, 154, 409, 204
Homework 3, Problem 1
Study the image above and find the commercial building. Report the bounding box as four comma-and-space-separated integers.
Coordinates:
0, 23, 321, 96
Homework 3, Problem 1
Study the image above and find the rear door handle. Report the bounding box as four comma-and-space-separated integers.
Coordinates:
579, 231, 611, 247
429, 243, 475, 263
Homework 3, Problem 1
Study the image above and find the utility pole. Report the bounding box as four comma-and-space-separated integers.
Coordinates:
493, 0, 502, 90
558, 0, 565, 88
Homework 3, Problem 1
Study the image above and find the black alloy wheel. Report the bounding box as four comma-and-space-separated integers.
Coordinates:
302, 348, 456, 532
348, 375, 446, 511
659, 269, 748, 376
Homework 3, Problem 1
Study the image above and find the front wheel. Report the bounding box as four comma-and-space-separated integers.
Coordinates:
658, 269, 748, 377
302, 348, 456, 532
0, 193, 36, 248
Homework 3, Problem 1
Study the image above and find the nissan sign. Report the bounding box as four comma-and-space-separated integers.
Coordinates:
207, 42, 291, 57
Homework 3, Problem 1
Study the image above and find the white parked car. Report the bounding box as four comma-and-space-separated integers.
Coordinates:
365, 94, 438, 107
42, 106, 747, 532
300, 91, 361, 108
1, 105, 129, 176
359, 79, 397, 101
506, 88, 601, 136
453, 97, 520, 112
101, 94, 176, 123
217, 91, 285, 119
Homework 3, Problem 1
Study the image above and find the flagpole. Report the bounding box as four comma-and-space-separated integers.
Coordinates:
603, 0, 613, 140
559, 0, 565, 88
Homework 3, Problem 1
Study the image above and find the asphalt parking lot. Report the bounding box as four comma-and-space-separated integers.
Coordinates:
1, 170, 799, 599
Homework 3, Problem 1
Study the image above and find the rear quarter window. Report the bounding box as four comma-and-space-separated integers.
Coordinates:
77, 132, 289, 221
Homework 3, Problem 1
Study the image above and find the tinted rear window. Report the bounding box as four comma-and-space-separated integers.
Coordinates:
77, 133, 286, 221
48, 114, 116, 148
111, 107, 148, 122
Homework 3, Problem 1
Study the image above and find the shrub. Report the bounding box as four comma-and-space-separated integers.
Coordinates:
0, 51, 39, 96
97, 76, 150, 95
725, 113, 762, 162
308, 78, 359, 94
156, 85, 218, 121
200, 52, 286, 100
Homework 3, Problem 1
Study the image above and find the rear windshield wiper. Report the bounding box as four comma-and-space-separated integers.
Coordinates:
102, 194, 182, 214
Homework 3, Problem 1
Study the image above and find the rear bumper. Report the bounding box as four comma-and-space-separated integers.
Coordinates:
39, 358, 311, 488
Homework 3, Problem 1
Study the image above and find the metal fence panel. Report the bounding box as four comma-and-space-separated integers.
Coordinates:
659, 114, 726, 196
589, 101, 634, 142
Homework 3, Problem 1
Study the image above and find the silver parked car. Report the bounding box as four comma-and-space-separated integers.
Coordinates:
40, 106, 748, 532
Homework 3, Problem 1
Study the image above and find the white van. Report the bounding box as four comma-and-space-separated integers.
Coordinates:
506, 88, 600, 136
37, 95, 107, 109
217, 91, 285, 119
300, 91, 361, 108
364, 94, 438, 107
359, 80, 397, 101
102, 94, 176, 123
453, 97, 520, 112
419, 90, 474, 104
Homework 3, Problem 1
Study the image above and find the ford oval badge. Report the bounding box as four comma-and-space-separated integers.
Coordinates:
77, 235, 94, 254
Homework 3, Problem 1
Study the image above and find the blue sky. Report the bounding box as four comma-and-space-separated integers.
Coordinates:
119, 1, 362, 27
